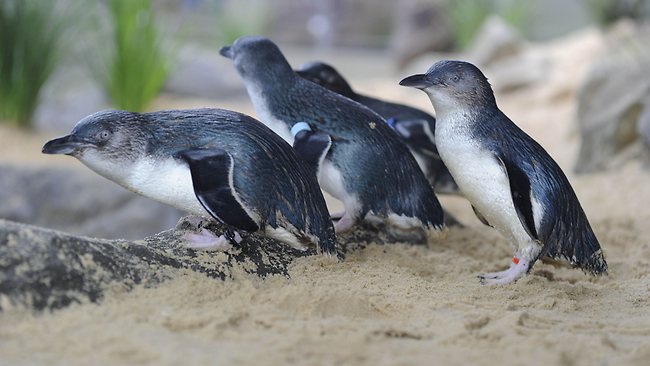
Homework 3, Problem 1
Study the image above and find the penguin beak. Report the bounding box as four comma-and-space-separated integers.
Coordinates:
42, 135, 91, 155
399, 74, 434, 89
219, 45, 233, 59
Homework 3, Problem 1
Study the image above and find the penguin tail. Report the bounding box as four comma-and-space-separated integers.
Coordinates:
317, 233, 340, 259
540, 218, 608, 275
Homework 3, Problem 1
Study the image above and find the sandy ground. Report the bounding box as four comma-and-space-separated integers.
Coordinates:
1, 30, 650, 365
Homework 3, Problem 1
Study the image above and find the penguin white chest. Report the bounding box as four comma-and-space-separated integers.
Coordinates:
435, 113, 525, 241
126, 157, 207, 216
80, 151, 206, 216
318, 158, 360, 215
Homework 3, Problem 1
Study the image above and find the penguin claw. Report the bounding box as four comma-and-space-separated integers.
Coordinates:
184, 228, 237, 252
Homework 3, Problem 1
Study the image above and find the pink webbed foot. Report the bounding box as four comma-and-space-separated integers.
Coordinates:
183, 228, 242, 252
478, 256, 530, 285
334, 211, 356, 233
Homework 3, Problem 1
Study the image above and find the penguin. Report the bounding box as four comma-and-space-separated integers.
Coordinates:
400, 60, 607, 284
42, 108, 337, 256
295, 61, 459, 195
220, 36, 445, 240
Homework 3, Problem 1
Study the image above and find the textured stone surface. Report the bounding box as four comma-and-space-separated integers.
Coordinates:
0, 218, 300, 311
0, 217, 408, 311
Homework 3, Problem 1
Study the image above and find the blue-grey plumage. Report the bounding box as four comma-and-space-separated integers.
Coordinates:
400, 60, 607, 284
41, 108, 337, 256
295, 61, 459, 195
220, 36, 445, 238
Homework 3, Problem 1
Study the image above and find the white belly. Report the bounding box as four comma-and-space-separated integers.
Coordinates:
318, 158, 361, 216
435, 121, 528, 244
80, 151, 207, 216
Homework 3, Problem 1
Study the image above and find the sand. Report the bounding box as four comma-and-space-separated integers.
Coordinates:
1, 30, 650, 365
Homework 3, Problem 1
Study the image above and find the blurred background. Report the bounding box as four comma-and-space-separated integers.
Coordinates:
1, 0, 649, 239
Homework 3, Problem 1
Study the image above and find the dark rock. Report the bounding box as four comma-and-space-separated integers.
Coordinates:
0, 218, 300, 311
0, 164, 180, 240
0, 217, 406, 311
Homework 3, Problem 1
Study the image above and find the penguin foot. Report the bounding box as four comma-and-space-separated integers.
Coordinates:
478, 257, 530, 285
330, 210, 346, 221
334, 212, 356, 233
183, 228, 241, 251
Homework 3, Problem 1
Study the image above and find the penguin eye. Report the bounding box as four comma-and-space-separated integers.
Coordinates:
451, 75, 460, 83
97, 130, 112, 142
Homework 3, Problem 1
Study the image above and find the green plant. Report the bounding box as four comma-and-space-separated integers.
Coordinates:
447, 0, 531, 50
0, 1, 68, 127
104, 0, 170, 112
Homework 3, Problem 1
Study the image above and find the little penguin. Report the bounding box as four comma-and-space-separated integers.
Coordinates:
296, 61, 459, 195
220, 36, 445, 239
400, 60, 608, 284
42, 108, 337, 256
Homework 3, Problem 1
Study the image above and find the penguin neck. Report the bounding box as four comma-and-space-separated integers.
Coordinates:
243, 74, 298, 143
426, 91, 497, 126
427, 95, 483, 136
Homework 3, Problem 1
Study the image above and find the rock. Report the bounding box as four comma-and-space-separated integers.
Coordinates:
0, 164, 180, 240
575, 22, 650, 173
464, 16, 548, 94
575, 59, 650, 173
0, 217, 403, 311
163, 44, 246, 99
388, 0, 453, 70
0, 218, 300, 311
637, 94, 650, 165
484, 51, 550, 93
468, 15, 525, 68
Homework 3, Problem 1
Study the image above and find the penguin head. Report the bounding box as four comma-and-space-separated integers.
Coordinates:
399, 60, 496, 112
220, 36, 294, 84
296, 61, 355, 98
43, 110, 148, 164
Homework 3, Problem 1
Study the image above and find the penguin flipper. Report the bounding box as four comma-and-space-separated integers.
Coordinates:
495, 155, 538, 240
388, 118, 438, 156
291, 122, 332, 171
177, 148, 260, 232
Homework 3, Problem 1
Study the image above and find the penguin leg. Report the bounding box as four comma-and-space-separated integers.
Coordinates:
478, 240, 542, 285
334, 211, 356, 233
292, 122, 356, 233
478, 155, 544, 285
